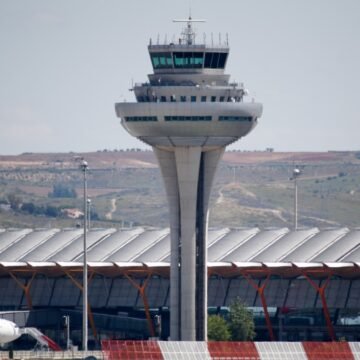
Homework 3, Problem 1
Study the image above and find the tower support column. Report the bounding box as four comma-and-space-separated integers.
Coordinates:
155, 146, 224, 341
154, 148, 181, 340
196, 148, 224, 341
175, 147, 202, 340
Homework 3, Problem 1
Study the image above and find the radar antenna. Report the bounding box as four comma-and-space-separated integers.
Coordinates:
173, 16, 206, 45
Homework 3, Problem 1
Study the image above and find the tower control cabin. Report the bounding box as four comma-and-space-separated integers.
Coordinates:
115, 18, 263, 341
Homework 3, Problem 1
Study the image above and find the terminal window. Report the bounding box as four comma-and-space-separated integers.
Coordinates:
125, 116, 158, 122
219, 116, 252, 121
164, 115, 212, 121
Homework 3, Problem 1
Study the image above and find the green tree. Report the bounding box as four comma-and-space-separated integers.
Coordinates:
228, 299, 256, 341
48, 184, 77, 198
208, 315, 231, 341
45, 205, 59, 218
21, 202, 36, 214
7, 193, 22, 210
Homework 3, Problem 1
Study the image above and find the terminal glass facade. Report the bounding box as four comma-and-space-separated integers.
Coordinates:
1, 274, 360, 344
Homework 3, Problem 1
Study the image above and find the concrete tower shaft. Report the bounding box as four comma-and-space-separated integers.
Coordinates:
154, 147, 223, 340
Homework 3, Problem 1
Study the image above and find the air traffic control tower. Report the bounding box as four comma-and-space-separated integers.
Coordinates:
115, 18, 263, 341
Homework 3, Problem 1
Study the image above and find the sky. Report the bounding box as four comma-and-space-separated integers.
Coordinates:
0, 0, 359, 155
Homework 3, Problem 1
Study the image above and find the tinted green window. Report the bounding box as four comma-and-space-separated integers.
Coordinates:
180, 96, 186, 102
173, 52, 204, 68
201, 96, 207, 102
211, 96, 216, 102
191, 96, 196, 102
151, 53, 173, 69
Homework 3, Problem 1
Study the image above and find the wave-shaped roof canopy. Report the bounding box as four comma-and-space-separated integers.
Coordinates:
0, 227, 359, 264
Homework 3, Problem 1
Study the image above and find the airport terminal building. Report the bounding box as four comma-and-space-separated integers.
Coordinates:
0, 226, 359, 349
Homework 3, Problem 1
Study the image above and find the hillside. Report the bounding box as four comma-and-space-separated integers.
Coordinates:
0, 150, 359, 229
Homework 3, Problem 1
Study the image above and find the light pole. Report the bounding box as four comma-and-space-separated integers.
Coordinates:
87, 198, 91, 231
62, 315, 71, 350
292, 167, 301, 231
80, 160, 88, 352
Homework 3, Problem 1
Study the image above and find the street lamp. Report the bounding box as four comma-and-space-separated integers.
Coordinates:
79, 160, 88, 352
292, 167, 301, 231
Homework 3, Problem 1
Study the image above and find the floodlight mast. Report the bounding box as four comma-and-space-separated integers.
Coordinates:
79, 160, 88, 352
293, 167, 301, 231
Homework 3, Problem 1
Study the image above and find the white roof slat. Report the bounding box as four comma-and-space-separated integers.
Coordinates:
323, 262, 355, 269
133, 233, 170, 262
207, 262, 232, 268
0, 229, 33, 254
282, 228, 349, 263
232, 262, 263, 268
0, 262, 27, 267
0, 229, 60, 262
56, 262, 83, 267
223, 228, 289, 262
143, 262, 169, 268
49, 228, 116, 262
292, 262, 324, 269
106, 228, 169, 262
23, 228, 83, 262
27, 262, 56, 268
313, 230, 360, 262
87, 228, 145, 262
254, 228, 319, 262
338, 231, 360, 262
114, 262, 143, 268
208, 228, 259, 262
263, 262, 292, 268
87, 262, 114, 268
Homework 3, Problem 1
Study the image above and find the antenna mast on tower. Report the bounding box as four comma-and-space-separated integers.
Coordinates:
173, 16, 206, 45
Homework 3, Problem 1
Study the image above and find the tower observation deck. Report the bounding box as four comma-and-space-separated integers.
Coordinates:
115, 17, 263, 341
